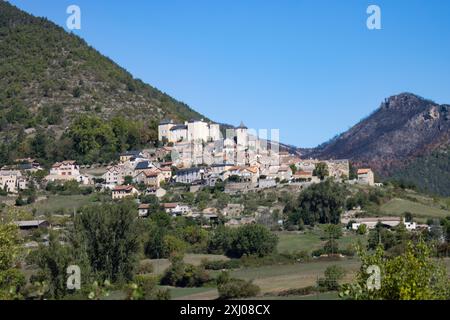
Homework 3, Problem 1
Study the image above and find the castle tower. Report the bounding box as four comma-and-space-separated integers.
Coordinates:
236, 121, 248, 148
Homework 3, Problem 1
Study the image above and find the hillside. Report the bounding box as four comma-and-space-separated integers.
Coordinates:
0, 1, 206, 137
304, 93, 450, 195
390, 146, 450, 196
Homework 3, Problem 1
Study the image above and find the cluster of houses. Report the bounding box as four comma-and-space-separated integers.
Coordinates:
0, 119, 375, 216
0, 158, 43, 193
156, 119, 376, 188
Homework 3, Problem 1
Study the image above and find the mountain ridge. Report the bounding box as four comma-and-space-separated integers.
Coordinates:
303, 92, 450, 194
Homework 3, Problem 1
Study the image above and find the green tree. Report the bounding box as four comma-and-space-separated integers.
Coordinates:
317, 265, 346, 291
66, 115, 118, 163
357, 224, 367, 235
289, 180, 346, 226
323, 224, 343, 239
71, 202, 140, 283
217, 271, 260, 299
207, 226, 235, 255
145, 227, 167, 259
28, 233, 73, 299
160, 255, 209, 288
340, 240, 450, 300
0, 223, 25, 299
313, 162, 329, 181
228, 224, 278, 258
368, 224, 398, 251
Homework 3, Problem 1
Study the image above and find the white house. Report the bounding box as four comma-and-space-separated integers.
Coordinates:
119, 150, 144, 163
133, 169, 164, 188
175, 167, 205, 184
138, 204, 151, 217
112, 185, 139, 200
102, 164, 131, 185
162, 203, 184, 216
227, 166, 259, 183
350, 217, 417, 231
357, 168, 375, 186
50, 160, 80, 177
0, 170, 24, 193
46, 161, 80, 182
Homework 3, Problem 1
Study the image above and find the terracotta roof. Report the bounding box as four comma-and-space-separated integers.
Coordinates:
228, 166, 258, 174
163, 203, 178, 209
106, 165, 124, 172
246, 166, 259, 174
357, 169, 372, 174
294, 171, 312, 176
144, 171, 159, 177
52, 160, 76, 168
113, 185, 134, 192
138, 204, 150, 209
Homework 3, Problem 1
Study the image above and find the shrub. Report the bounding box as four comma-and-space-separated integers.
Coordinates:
137, 261, 154, 275
239, 251, 310, 268
227, 224, 278, 258
218, 278, 260, 299
201, 259, 241, 270
317, 265, 345, 291
127, 275, 170, 300
277, 286, 316, 297
160, 257, 209, 288
357, 224, 367, 235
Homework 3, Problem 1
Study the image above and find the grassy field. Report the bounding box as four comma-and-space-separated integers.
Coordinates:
276, 230, 367, 254
166, 287, 219, 300
147, 254, 229, 275
212, 258, 360, 294
381, 198, 450, 221
276, 231, 323, 253
24, 194, 97, 215
252, 292, 339, 300
80, 167, 108, 177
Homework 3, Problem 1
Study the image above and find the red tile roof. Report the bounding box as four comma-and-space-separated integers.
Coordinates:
163, 203, 178, 209
294, 171, 312, 176
113, 185, 134, 192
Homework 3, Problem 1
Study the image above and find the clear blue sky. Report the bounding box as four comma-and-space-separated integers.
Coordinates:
7, 0, 450, 147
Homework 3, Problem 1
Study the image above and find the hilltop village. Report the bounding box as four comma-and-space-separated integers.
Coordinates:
1, 119, 375, 216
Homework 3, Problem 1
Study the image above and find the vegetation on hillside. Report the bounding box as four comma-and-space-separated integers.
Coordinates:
0, 1, 206, 165
391, 147, 450, 196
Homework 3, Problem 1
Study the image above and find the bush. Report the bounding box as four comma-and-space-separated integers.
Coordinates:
317, 265, 345, 291
227, 224, 278, 258
137, 261, 154, 275
201, 259, 241, 270
127, 275, 170, 300
239, 251, 310, 268
207, 226, 235, 255
277, 286, 316, 297
218, 278, 260, 299
160, 257, 209, 288
357, 224, 367, 235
